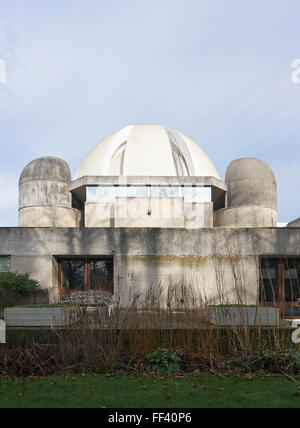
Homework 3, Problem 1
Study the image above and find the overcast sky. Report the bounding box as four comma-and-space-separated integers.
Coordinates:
0, 0, 299, 226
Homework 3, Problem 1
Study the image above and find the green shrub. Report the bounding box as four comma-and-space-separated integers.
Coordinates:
146, 348, 181, 374
226, 357, 250, 371
0, 272, 40, 308
261, 349, 300, 372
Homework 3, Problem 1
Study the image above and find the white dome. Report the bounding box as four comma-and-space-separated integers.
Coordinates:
75, 124, 220, 179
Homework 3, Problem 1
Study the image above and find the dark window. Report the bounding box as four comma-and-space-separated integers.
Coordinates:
283, 259, 300, 317
260, 258, 300, 318
60, 260, 85, 291
283, 259, 300, 304
90, 260, 113, 291
58, 258, 113, 294
0, 256, 11, 273
259, 259, 279, 303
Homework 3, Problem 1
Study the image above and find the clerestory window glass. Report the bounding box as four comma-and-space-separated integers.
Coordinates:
87, 186, 212, 203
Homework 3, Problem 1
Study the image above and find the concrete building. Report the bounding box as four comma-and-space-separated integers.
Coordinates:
1, 124, 300, 319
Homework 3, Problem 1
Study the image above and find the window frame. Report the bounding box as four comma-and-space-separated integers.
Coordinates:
57, 257, 114, 296
260, 257, 300, 319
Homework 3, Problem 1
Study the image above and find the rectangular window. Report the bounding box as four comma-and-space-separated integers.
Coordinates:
87, 187, 117, 203
260, 258, 300, 319
60, 260, 85, 291
283, 259, 300, 314
87, 186, 212, 203
259, 259, 279, 303
58, 258, 113, 294
0, 256, 10, 273
89, 260, 113, 291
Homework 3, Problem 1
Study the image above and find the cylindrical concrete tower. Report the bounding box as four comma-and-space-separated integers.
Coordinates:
19, 157, 81, 227
214, 158, 277, 227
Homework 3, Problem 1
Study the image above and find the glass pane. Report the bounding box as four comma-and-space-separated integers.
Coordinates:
183, 187, 211, 203
284, 259, 300, 303
259, 259, 279, 303
61, 260, 85, 290
87, 186, 212, 203
261, 268, 277, 280
87, 187, 116, 203
90, 260, 113, 292
150, 187, 181, 198
0, 256, 10, 273
117, 187, 149, 198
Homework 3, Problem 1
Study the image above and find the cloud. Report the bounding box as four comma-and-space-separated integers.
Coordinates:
0, 0, 299, 225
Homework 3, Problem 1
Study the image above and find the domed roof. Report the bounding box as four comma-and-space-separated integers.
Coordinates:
20, 157, 71, 185
225, 158, 277, 210
75, 124, 220, 179
226, 158, 276, 183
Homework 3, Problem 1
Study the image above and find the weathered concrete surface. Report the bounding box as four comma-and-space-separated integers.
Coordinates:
20, 157, 71, 184
184, 202, 213, 228
1, 227, 300, 257
288, 218, 300, 228
19, 181, 72, 208
19, 206, 81, 228
1, 227, 299, 304
19, 157, 72, 208
85, 200, 213, 229
215, 158, 278, 228
114, 254, 259, 306
225, 158, 277, 210
214, 206, 277, 228
4, 325, 293, 346
114, 197, 185, 228
19, 157, 81, 228
206, 306, 279, 326
5, 307, 74, 327
85, 203, 114, 227
70, 175, 227, 205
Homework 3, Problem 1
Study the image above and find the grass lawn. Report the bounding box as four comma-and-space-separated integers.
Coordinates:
0, 374, 300, 408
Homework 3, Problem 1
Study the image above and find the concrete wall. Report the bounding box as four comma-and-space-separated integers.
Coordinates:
11, 255, 57, 302
114, 254, 258, 307
214, 206, 277, 228
184, 202, 213, 228
287, 218, 300, 228
19, 157, 81, 228
85, 203, 114, 227
19, 206, 81, 228
225, 158, 277, 210
85, 199, 213, 229
1, 227, 300, 305
115, 198, 185, 228
216, 158, 278, 228
19, 181, 72, 209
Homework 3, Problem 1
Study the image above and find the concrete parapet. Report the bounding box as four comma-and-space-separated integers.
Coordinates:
19, 206, 81, 228
214, 205, 277, 228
